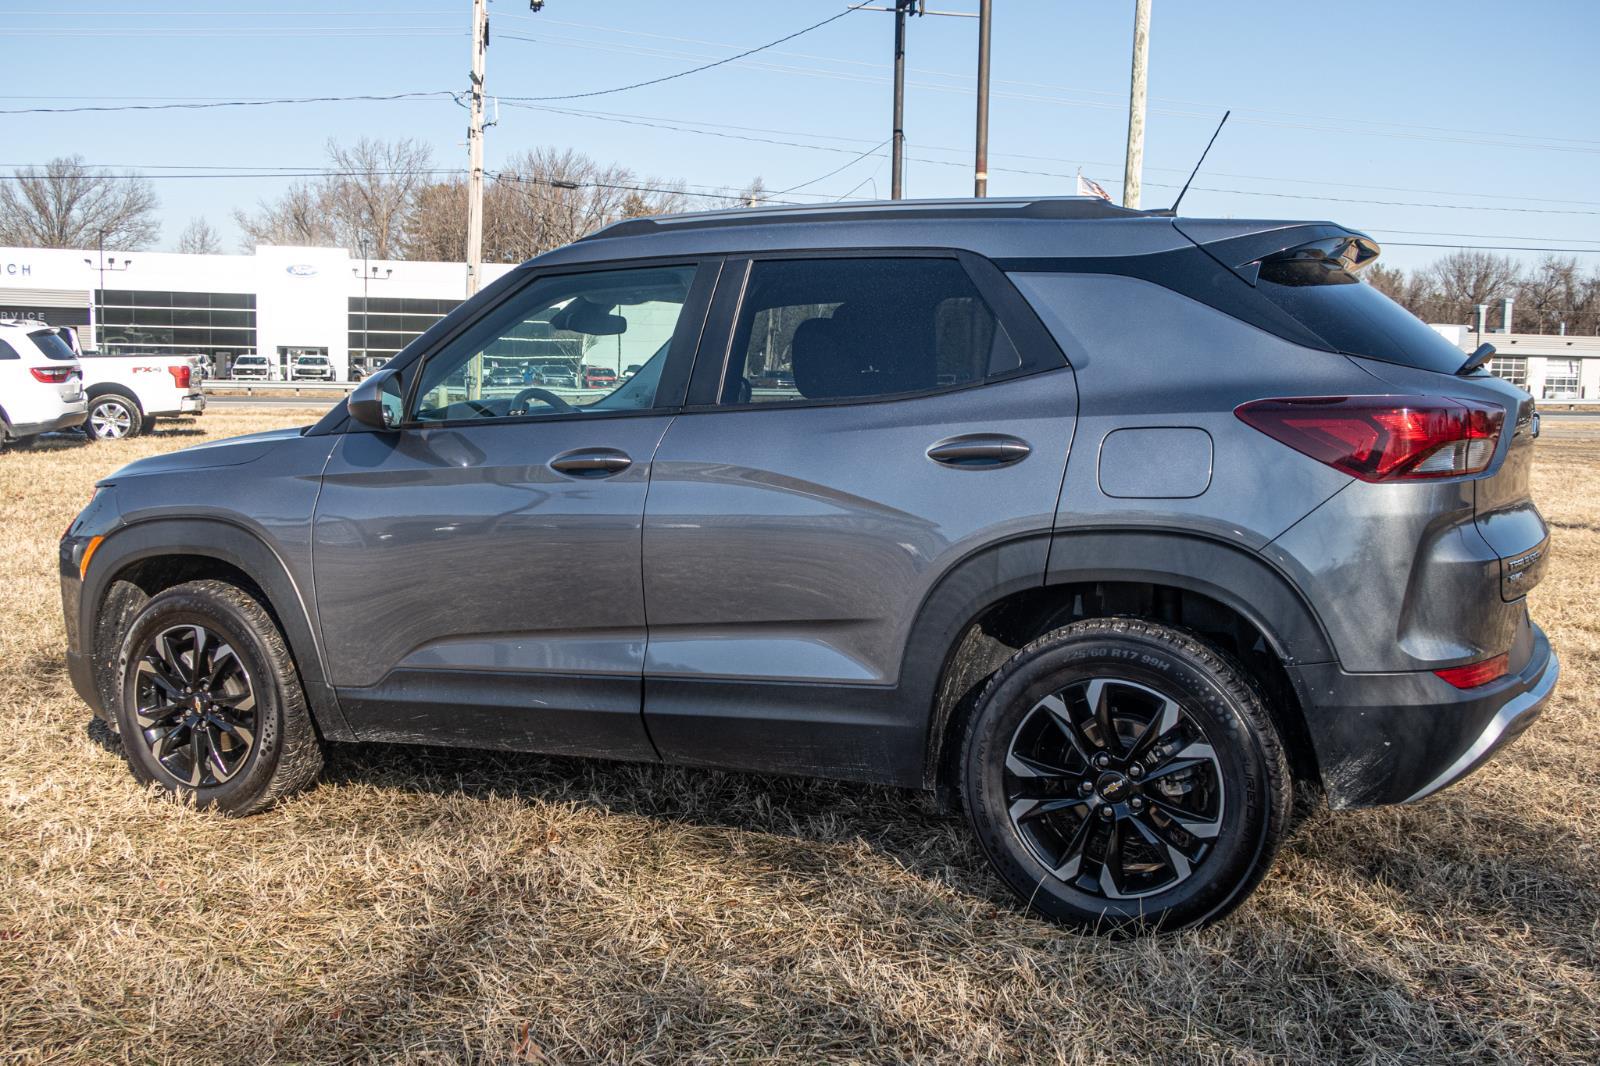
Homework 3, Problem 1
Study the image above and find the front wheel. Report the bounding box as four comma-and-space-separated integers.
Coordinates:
115, 579, 323, 815
960, 618, 1291, 934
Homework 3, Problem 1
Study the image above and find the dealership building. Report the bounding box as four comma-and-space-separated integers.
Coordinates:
4, 244, 1599, 396
0, 245, 516, 381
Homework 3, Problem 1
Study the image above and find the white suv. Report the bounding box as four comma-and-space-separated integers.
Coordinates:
231, 354, 272, 380
291, 353, 334, 381
0, 320, 87, 449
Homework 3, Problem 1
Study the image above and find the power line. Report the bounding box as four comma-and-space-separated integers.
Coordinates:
510, 103, 1600, 217
516, 14, 1600, 151
0, 91, 455, 115
496, 6, 859, 102
504, 30, 1600, 156
772, 139, 890, 196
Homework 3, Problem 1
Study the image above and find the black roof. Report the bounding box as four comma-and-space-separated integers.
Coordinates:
583, 196, 1166, 242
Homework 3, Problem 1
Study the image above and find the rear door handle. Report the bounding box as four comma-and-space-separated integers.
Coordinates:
550, 448, 632, 478
926, 434, 1032, 469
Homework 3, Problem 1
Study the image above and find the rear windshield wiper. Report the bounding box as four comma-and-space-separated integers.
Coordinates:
1458, 342, 1495, 376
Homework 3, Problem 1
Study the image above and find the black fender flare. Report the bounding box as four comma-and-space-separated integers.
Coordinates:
80, 516, 353, 740
909, 528, 1334, 789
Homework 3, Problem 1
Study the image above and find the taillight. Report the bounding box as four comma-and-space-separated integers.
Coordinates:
1434, 654, 1509, 689
1235, 395, 1504, 482
29, 366, 72, 383
168, 364, 191, 389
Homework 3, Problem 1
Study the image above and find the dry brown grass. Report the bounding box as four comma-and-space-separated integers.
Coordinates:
2, 411, 1598, 1065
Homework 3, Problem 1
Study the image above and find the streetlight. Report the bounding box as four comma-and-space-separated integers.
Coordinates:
352, 238, 393, 380
82, 230, 133, 352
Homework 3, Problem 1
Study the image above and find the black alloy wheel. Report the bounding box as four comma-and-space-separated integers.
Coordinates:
132, 623, 258, 788
115, 579, 323, 814
960, 618, 1291, 933
1004, 677, 1225, 900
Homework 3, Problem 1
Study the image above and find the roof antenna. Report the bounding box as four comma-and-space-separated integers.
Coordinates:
1168, 109, 1230, 216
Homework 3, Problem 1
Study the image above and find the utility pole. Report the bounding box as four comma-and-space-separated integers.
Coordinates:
891, 0, 912, 199
973, 0, 991, 196
465, 0, 488, 298
1121, 0, 1151, 209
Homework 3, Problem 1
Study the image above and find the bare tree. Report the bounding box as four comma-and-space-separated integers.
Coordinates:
484, 148, 687, 262
1427, 250, 1521, 326
322, 137, 435, 258
175, 216, 222, 255
233, 182, 340, 250
233, 137, 434, 256
403, 179, 468, 261
737, 176, 769, 207
0, 155, 159, 249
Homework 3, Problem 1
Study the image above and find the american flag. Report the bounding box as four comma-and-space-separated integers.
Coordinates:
1076, 174, 1113, 202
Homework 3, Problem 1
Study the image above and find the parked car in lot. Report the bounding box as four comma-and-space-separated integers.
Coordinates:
530, 362, 578, 388
62, 197, 1557, 934
0, 319, 86, 448
230, 354, 272, 380
582, 365, 618, 389
622, 363, 643, 378
291, 354, 334, 381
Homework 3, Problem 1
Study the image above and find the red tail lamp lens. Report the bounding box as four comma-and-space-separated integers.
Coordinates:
168, 364, 191, 389
30, 366, 72, 383
1434, 654, 1509, 689
1235, 395, 1503, 481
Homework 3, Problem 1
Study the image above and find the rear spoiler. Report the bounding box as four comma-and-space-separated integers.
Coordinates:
1173, 220, 1380, 287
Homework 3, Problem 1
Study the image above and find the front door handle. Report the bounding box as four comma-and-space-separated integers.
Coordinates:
550, 448, 632, 478
926, 434, 1031, 469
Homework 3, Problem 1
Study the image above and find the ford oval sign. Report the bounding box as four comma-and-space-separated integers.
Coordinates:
286, 264, 318, 277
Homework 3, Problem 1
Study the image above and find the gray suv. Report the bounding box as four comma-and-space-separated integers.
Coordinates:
61, 198, 1557, 933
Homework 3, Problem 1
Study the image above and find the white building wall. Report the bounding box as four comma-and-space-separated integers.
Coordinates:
0, 244, 518, 381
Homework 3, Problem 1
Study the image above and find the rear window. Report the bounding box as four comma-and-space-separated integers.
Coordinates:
29, 329, 79, 362
1254, 247, 1465, 375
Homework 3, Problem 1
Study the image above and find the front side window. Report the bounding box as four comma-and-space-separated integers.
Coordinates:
411, 265, 696, 424
722, 257, 1022, 405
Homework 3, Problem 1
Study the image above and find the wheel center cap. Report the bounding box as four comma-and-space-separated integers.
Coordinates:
1096, 770, 1132, 802
190, 695, 206, 714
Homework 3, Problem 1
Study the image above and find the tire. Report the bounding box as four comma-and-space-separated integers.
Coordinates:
960, 618, 1291, 935
87, 392, 142, 440
114, 579, 323, 815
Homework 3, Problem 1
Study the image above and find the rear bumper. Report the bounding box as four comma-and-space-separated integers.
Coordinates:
1289, 620, 1558, 808
7, 406, 88, 439
181, 393, 206, 414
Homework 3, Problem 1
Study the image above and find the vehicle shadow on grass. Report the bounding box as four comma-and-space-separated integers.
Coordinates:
320, 740, 1001, 900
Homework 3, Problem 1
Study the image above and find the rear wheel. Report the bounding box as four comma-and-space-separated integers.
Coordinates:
115, 579, 322, 815
87, 392, 142, 440
960, 618, 1290, 934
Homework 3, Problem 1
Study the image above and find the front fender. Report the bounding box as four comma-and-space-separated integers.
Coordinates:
69, 516, 353, 740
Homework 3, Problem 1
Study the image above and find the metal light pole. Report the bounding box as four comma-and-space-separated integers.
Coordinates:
974, 0, 991, 196
81, 230, 132, 352
1121, 0, 1152, 209
891, 0, 910, 199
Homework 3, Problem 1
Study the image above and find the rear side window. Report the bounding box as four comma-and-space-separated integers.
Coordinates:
722, 257, 1023, 405
28, 329, 78, 361
0, 339, 18, 360
1254, 248, 1465, 375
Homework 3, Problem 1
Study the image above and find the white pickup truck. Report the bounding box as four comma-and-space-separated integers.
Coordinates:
53, 327, 206, 440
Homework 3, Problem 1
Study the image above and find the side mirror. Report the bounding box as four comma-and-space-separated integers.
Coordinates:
348, 368, 401, 430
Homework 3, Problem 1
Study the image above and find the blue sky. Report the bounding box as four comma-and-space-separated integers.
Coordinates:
6, 0, 1598, 270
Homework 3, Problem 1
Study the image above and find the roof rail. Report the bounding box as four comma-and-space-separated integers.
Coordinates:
582, 196, 1158, 242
